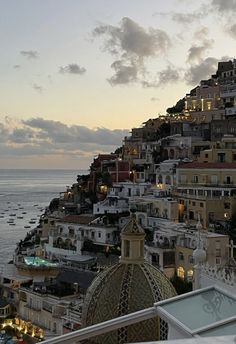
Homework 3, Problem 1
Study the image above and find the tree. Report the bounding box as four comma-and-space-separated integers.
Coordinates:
166, 98, 185, 114
170, 272, 192, 295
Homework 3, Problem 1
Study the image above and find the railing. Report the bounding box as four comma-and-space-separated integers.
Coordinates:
41, 306, 156, 344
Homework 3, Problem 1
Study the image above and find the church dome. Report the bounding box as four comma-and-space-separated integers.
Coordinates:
82, 215, 176, 344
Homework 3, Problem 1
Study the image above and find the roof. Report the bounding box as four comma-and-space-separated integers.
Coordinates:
57, 269, 97, 290
59, 214, 96, 224
177, 162, 236, 169
121, 215, 145, 235
157, 286, 236, 337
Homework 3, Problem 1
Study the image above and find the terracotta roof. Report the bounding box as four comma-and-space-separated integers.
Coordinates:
177, 162, 236, 169
59, 214, 96, 224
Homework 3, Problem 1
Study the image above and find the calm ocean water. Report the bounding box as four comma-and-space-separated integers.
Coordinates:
0, 169, 88, 269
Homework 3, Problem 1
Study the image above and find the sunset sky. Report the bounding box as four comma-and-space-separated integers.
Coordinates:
1, 0, 236, 169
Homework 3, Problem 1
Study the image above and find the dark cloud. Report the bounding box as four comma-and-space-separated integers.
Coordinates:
184, 57, 218, 85
0, 117, 129, 160
32, 84, 43, 93
59, 63, 86, 75
211, 0, 236, 12
158, 66, 180, 85
108, 60, 138, 85
93, 17, 171, 87
187, 39, 214, 63
20, 50, 39, 59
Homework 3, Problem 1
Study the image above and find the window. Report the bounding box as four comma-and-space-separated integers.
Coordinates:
192, 201, 196, 206
178, 252, 184, 261
193, 175, 199, 183
187, 269, 193, 281
217, 153, 225, 162
189, 211, 194, 220
224, 202, 230, 209
216, 240, 221, 257
225, 176, 232, 184
177, 267, 185, 279
98, 232, 101, 238
211, 175, 218, 184
200, 202, 204, 207
216, 257, 221, 265
188, 255, 194, 264
124, 240, 130, 257
205, 154, 208, 158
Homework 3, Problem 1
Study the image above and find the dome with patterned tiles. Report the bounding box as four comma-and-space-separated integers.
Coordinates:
82, 214, 176, 344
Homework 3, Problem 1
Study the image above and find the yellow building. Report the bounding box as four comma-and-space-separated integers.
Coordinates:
176, 162, 236, 228
175, 231, 229, 280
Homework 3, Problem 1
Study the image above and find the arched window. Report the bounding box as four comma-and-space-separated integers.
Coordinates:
177, 266, 185, 279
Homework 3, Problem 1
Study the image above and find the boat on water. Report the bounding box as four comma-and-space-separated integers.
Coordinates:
22, 212, 27, 214
17, 216, 24, 219
29, 221, 36, 224
24, 225, 31, 229
9, 213, 16, 216
9, 223, 16, 226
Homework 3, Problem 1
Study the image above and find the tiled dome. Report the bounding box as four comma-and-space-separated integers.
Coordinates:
82, 215, 176, 344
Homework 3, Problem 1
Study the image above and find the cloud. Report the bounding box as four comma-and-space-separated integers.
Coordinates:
93, 17, 171, 87
59, 63, 86, 75
0, 117, 129, 163
187, 39, 214, 63
226, 23, 236, 37
184, 57, 218, 85
20, 50, 39, 59
108, 60, 138, 85
187, 27, 214, 64
32, 83, 43, 93
13, 65, 21, 69
154, 6, 208, 25
211, 0, 236, 12
142, 66, 180, 88
172, 11, 202, 24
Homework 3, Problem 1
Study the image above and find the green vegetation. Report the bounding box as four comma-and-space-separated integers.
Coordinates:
170, 272, 192, 295
166, 98, 185, 114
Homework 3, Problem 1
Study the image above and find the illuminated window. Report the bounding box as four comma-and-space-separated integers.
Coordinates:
187, 269, 193, 281
177, 266, 185, 279
207, 101, 211, 110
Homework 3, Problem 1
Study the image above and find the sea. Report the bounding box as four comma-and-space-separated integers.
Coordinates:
0, 169, 88, 270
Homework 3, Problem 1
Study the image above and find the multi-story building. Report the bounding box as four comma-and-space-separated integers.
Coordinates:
176, 161, 236, 227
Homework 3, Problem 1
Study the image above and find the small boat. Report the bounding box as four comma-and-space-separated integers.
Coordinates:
33, 204, 39, 207
0, 215, 4, 218
24, 225, 31, 229
29, 221, 36, 224
9, 213, 16, 216
9, 223, 16, 226
7, 220, 14, 223
17, 216, 24, 219
22, 212, 27, 214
